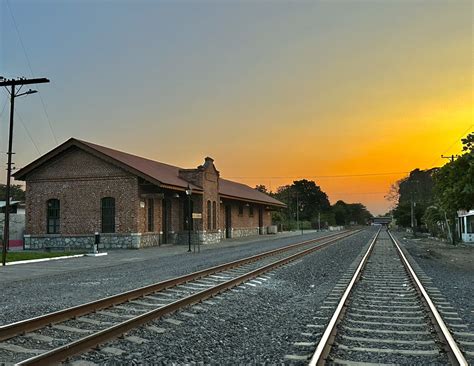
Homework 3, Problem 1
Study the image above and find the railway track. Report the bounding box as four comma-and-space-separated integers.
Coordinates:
0, 230, 358, 365
309, 228, 468, 366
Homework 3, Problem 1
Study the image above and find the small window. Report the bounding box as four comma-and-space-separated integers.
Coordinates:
238, 205, 243, 216
101, 197, 115, 233
147, 198, 154, 232
47, 199, 60, 234
467, 216, 474, 234
249, 205, 254, 217
212, 201, 217, 230
207, 200, 212, 230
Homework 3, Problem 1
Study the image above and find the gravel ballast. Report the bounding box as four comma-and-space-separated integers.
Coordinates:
393, 232, 474, 363
0, 231, 337, 326
69, 228, 377, 364
393, 233, 474, 328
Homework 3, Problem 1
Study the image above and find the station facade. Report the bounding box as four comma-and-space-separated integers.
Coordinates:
14, 138, 285, 250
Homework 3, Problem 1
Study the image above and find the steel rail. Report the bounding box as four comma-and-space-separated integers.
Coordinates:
387, 230, 468, 366
16, 230, 359, 365
0, 230, 357, 342
308, 227, 381, 366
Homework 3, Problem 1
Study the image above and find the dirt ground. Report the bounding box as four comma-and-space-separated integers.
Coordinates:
398, 234, 474, 271
398, 233, 474, 271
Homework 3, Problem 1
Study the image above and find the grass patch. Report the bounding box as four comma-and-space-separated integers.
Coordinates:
6, 251, 84, 263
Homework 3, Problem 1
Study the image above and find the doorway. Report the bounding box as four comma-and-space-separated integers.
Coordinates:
225, 205, 232, 238
258, 207, 264, 235
162, 199, 170, 244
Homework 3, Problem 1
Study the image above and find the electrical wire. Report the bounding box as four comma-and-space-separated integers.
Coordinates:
14, 110, 42, 155
226, 172, 409, 180
6, 0, 58, 145
430, 124, 473, 166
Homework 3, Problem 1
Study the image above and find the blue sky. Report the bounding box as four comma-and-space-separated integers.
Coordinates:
1, 0, 472, 214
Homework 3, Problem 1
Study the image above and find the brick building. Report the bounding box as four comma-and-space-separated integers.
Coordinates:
13, 138, 285, 249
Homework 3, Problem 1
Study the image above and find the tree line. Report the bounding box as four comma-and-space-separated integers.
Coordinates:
256, 179, 372, 230
389, 132, 473, 242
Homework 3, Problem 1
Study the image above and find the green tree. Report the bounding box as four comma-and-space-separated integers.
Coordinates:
434, 132, 474, 216
0, 184, 25, 201
255, 184, 269, 194
273, 179, 331, 221
392, 168, 436, 229
271, 180, 331, 229
332, 200, 372, 225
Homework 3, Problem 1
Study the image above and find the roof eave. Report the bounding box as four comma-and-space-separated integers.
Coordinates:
14, 139, 205, 194
219, 193, 286, 208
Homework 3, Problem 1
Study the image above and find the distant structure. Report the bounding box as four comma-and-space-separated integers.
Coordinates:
14, 138, 285, 250
458, 210, 474, 243
371, 216, 392, 226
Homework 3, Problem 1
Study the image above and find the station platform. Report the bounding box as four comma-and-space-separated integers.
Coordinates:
0, 230, 322, 284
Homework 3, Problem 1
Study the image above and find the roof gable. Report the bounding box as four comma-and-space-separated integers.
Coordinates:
14, 138, 285, 207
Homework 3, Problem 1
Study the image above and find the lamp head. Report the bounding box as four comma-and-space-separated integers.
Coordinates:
185, 184, 192, 196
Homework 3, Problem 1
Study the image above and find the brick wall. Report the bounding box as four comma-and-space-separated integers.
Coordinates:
24, 147, 139, 235
179, 158, 219, 234
200, 158, 219, 234
20, 146, 279, 248
219, 199, 273, 238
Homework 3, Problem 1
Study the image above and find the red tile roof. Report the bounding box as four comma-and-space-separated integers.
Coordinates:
79, 140, 202, 191
219, 179, 285, 207
14, 138, 285, 207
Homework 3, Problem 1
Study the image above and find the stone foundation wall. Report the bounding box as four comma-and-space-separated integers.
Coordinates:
175, 230, 220, 245
24, 233, 143, 250
24, 226, 270, 250
232, 227, 260, 238
139, 233, 162, 248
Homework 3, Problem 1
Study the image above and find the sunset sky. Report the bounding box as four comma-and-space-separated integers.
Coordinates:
1, 1, 472, 215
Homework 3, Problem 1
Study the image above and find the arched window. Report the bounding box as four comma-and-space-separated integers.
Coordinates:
212, 201, 217, 230
47, 199, 60, 234
207, 200, 212, 230
101, 197, 115, 233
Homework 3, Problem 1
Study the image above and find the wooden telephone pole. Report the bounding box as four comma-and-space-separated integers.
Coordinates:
0, 77, 50, 266
441, 155, 458, 162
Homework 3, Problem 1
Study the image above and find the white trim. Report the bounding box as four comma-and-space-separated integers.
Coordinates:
6, 254, 85, 266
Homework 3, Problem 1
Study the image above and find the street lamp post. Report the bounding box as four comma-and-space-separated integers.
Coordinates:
185, 185, 192, 252
295, 191, 299, 232
1, 77, 49, 266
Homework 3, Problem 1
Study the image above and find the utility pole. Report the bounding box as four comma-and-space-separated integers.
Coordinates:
410, 180, 419, 238
440, 155, 459, 244
410, 194, 416, 236
0, 77, 50, 266
441, 155, 458, 162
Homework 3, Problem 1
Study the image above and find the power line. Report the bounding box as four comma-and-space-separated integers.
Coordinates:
430, 124, 473, 166
226, 172, 410, 179
6, 0, 58, 145
0, 97, 8, 118
0, 93, 10, 154
14, 110, 42, 155
0, 89, 42, 156
327, 191, 388, 196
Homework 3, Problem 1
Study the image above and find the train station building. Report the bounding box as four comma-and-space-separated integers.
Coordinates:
13, 138, 285, 250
